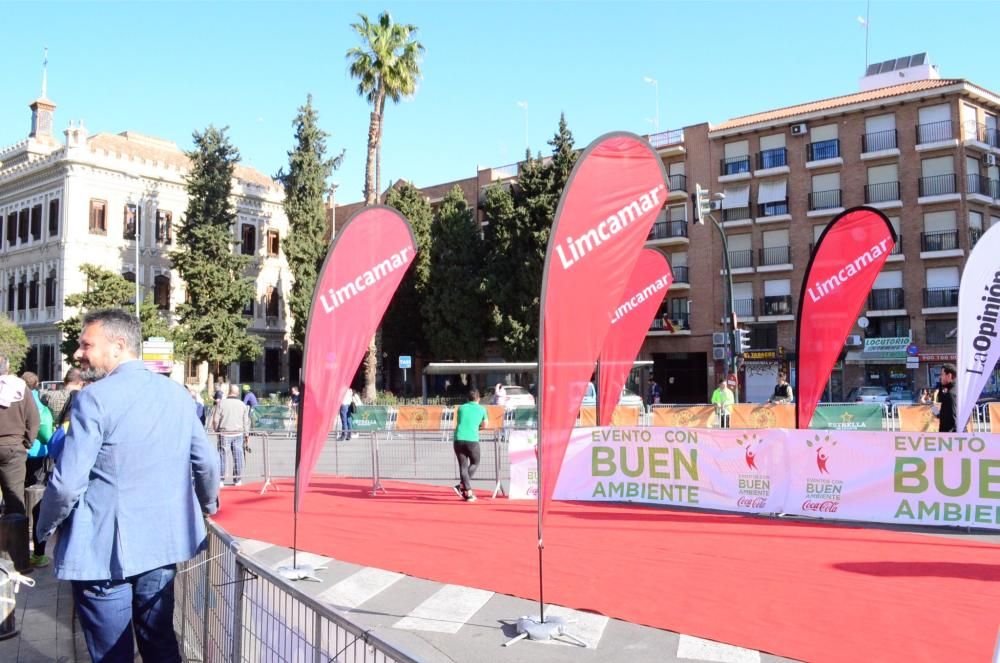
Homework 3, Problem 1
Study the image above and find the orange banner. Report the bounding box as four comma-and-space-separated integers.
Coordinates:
484, 405, 506, 431
395, 406, 445, 431
578, 406, 642, 427
651, 406, 717, 428
730, 403, 795, 429
897, 405, 937, 432
991, 404, 1000, 433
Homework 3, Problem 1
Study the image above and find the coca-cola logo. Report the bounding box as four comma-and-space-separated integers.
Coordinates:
737, 496, 766, 509
801, 500, 839, 513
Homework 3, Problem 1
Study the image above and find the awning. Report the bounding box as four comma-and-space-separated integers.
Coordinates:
722, 185, 750, 209
758, 179, 787, 204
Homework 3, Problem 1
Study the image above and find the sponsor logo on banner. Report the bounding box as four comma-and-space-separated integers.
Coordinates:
736, 433, 771, 509
803, 434, 843, 512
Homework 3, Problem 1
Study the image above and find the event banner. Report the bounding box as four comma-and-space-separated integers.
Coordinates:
730, 403, 795, 429
651, 405, 717, 428
897, 405, 938, 432
796, 207, 896, 428
351, 406, 390, 431
509, 427, 1000, 530
809, 404, 884, 431
251, 405, 295, 431
537, 132, 668, 522
395, 406, 445, 431
296, 206, 416, 509
597, 249, 672, 425
580, 406, 642, 427
956, 222, 1000, 432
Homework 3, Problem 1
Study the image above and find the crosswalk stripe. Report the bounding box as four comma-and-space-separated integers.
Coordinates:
393, 585, 493, 634
677, 634, 761, 663
318, 567, 404, 610
533, 605, 609, 649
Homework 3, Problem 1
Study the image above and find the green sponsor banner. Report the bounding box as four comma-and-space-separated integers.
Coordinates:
511, 407, 538, 428
809, 404, 884, 431
252, 405, 294, 431
351, 406, 389, 431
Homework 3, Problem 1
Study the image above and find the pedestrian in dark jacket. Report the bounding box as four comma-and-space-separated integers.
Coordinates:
933, 363, 958, 432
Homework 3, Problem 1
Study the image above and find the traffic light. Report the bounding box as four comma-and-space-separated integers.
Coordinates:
691, 184, 711, 224
734, 327, 752, 354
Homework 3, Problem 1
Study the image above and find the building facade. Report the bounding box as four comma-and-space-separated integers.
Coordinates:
0, 88, 295, 392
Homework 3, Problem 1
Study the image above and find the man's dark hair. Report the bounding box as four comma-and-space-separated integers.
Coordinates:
941, 363, 957, 377
82, 309, 141, 355
64, 367, 82, 385
469, 389, 480, 401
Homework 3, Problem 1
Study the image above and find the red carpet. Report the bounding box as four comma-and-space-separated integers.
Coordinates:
214, 477, 1000, 662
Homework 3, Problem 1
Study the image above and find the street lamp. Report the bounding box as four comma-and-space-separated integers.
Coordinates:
643, 76, 659, 134
516, 101, 529, 153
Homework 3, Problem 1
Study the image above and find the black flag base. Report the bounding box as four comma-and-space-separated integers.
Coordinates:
501, 614, 586, 648
277, 563, 325, 582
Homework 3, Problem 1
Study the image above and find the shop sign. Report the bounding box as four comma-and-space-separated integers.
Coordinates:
862, 336, 909, 360
744, 349, 780, 362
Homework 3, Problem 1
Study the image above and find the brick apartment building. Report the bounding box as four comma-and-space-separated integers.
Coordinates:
331, 55, 1000, 403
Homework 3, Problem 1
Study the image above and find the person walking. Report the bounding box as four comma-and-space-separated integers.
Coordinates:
21, 372, 53, 568
452, 389, 488, 502
0, 355, 39, 525
36, 309, 218, 663
242, 384, 259, 409
647, 377, 662, 406
338, 387, 355, 441
211, 384, 252, 486
188, 385, 206, 426
933, 364, 958, 433
711, 378, 735, 429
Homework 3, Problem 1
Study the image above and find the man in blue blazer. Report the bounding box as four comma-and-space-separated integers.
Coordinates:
37, 309, 219, 662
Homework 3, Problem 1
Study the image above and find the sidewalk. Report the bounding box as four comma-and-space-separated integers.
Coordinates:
0, 563, 88, 663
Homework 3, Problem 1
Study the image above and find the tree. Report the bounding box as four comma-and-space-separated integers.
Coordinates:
381, 182, 433, 384
170, 126, 260, 391
0, 315, 29, 373
277, 95, 344, 350
483, 115, 578, 360
56, 264, 173, 363
346, 10, 424, 401
423, 186, 485, 362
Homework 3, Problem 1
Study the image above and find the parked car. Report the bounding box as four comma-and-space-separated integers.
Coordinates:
887, 390, 916, 406
581, 388, 644, 407
502, 385, 535, 408
846, 386, 889, 403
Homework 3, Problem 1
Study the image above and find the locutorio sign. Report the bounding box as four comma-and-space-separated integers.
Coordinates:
509, 427, 1000, 530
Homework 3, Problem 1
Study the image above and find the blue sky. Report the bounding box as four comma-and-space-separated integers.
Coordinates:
2, 1, 998, 204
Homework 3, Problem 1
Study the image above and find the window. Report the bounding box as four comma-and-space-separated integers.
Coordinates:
153, 274, 170, 310
750, 323, 777, 349
18, 209, 29, 243
6, 277, 14, 311
863, 114, 897, 152
762, 279, 792, 315
265, 348, 280, 383
971, 211, 985, 246
241, 224, 256, 255
869, 316, 909, 338
265, 286, 280, 317
48, 199, 59, 237
156, 210, 172, 244
722, 140, 750, 175
733, 282, 754, 318
922, 210, 958, 251
808, 124, 839, 160
123, 204, 139, 240
30, 205, 42, 240
266, 230, 279, 257
727, 233, 753, 269
810, 172, 841, 209
123, 271, 136, 304
243, 297, 254, 317
667, 298, 690, 328
925, 266, 960, 307
761, 229, 790, 265
926, 318, 957, 345
721, 184, 751, 220
90, 200, 107, 234
667, 205, 686, 223
917, 104, 952, 143
758, 133, 787, 169
45, 270, 56, 307
962, 103, 979, 140
17, 278, 26, 311
239, 360, 255, 384
865, 164, 899, 203
28, 273, 39, 309
757, 179, 788, 216
186, 359, 200, 380
5, 213, 15, 247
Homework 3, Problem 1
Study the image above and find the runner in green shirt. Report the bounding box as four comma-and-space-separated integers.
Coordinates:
453, 389, 488, 502
711, 378, 735, 429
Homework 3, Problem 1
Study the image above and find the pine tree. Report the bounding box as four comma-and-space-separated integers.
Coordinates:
423, 186, 485, 361
0, 314, 29, 373
382, 182, 432, 387
170, 126, 260, 387
56, 264, 173, 362
277, 95, 343, 350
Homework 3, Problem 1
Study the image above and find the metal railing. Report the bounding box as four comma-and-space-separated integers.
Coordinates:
760, 294, 793, 316
647, 219, 688, 240
720, 155, 751, 176
919, 173, 957, 197
865, 181, 900, 204
649, 128, 685, 149
968, 173, 990, 196
759, 245, 790, 266
924, 287, 959, 308
868, 288, 904, 310
651, 310, 690, 330
917, 120, 954, 144
668, 173, 687, 193
756, 148, 787, 170
862, 129, 898, 152
890, 236, 902, 255
808, 189, 842, 210
920, 229, 959, 252
722, 206, 751, 222
733, 298, 754, 318
972, 227, 984, 248
963, 120, 992, 144
672, 265, 689, 283
727, 248, 753, 269
757, 200, 789, 217
807, 139, 840, 161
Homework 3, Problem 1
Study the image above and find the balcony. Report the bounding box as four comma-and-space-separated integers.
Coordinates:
916, 120, 956, 148
923, 287, 959, 308
864, 181, 900, 205
918, 173, 957, 198
755, 148, 788, 172
649, 129, 686, 155
887, 235, 904, 261
808, 189, 842, 213
760, 295, 793, 317
759, 246, 790, 267
727, 249, 754, 269
647, 220, 688, 244
671, 265, 689, 284
967, 173, 994, 203
650, 310, 690, 333
868, 288, 904, 311
722, 206, 752, 223
971, 227, 984, 248
806, 139, 840, 163
756, 200, 789, 220
862, 129, 898, 154
720, 155, 751, 178
963, 121, 999, 148
920, 229, 961, 258
733, 298, 755, 319
668, 173, 688, 194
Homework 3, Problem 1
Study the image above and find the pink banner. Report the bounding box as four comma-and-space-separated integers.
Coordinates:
598, 249, 672, 425
538, 132, 668, 523
296, 206, 415, 509
796, 207, 895, 429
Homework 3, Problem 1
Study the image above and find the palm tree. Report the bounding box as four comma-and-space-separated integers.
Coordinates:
347, 10, 424, 401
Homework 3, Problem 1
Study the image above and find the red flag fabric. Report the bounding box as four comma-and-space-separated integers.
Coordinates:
597, 249, 673, 425
539, 132, 668, 523
796, 206, 896, 428
296, 206, 416, 510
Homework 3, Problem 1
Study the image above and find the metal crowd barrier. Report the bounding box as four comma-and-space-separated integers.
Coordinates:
174, 520, 419, 662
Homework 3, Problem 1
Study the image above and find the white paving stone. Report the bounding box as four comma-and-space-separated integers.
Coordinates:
393, 585, 494, 634
318, 567, 404, 610
534, 604, 610, 649
236, 538, 274, 556
677, 634, 761, 663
